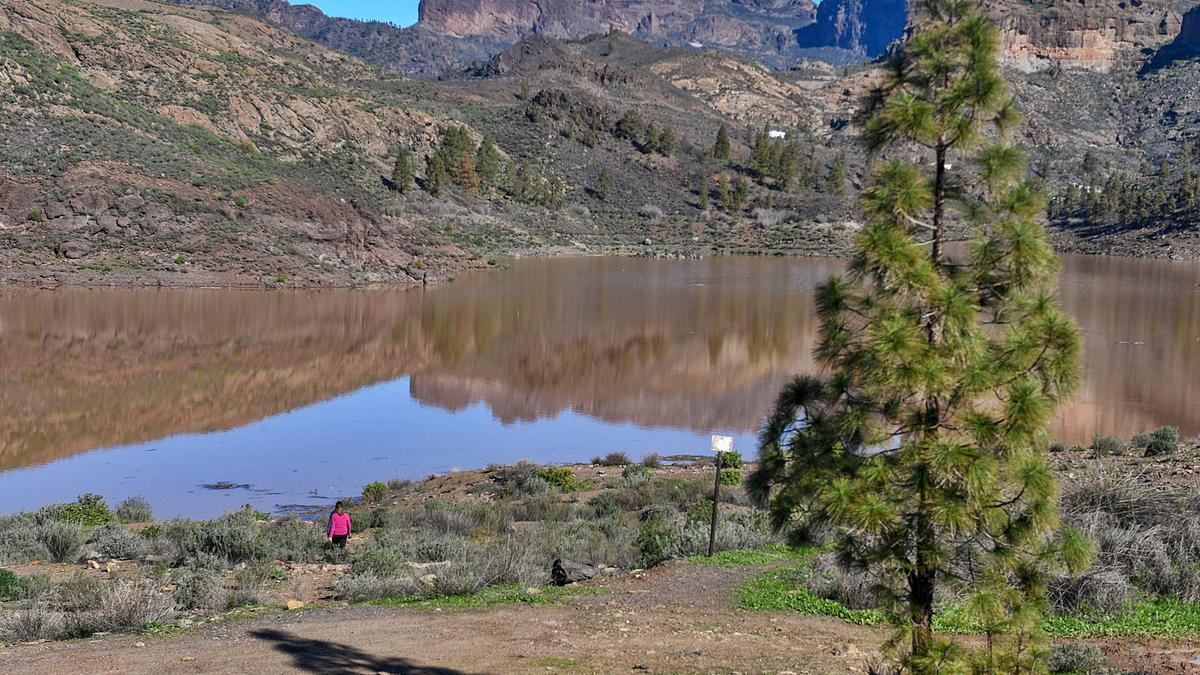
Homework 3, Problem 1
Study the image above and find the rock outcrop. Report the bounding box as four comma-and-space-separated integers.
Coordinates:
792, 0, 1188, 71
989, 0, 1185, 72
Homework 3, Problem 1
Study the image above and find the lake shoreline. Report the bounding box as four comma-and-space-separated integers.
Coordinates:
3, 232, 1198, 289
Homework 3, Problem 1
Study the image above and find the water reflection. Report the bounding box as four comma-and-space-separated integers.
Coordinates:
1, 255, 1199, 494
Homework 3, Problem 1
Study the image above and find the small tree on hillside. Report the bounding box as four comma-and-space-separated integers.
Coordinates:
713, 123, 731, 161
597, 167, 612, 202
748, 0, 1092, 671
476, 136, 502, 192
424, 152, 449, 197
391, 148, 414, 193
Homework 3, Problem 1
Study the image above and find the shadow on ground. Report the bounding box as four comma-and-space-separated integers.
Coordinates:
250, 628, 466, 674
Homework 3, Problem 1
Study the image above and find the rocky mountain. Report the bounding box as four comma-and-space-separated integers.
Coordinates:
165, 0, 507, 76
416, 0, 821, 69
5, 0, 1200, 292
0, 0, 866, 288
160, 0, 832, 75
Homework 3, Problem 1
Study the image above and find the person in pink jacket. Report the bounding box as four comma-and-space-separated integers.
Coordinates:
327, 500, 352, 549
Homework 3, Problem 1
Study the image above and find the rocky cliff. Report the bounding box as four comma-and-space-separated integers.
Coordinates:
791, 0, 1191, 71
989, 0, 1186, 72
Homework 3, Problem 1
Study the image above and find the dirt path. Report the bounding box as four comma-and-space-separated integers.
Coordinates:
2, 562, 1198, 674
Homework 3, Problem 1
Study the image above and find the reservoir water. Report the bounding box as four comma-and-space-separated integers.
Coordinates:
2, 254, 1198, 517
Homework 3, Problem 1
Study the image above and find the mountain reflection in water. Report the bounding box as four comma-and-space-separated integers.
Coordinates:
1, 255, 1198, 513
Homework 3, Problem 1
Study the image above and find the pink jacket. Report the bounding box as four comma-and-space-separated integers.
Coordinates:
327, 511, 351, 536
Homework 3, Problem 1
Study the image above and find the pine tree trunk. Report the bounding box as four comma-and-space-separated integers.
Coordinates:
932, 142, 947, 265
909, 565, 936, 659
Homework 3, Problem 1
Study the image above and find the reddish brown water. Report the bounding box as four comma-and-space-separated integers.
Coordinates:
1, 254, 1197, 516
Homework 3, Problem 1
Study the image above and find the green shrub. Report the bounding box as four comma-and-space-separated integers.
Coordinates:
593, 452, 631, 467
115, 496, 154, 524
1133, 426, 1179, 457
534, 466, 586, 493
1091, 436, 1125, 456
161, 513, 264, 564
1047, 442, 1067, 453
358, 506, 395, 529
635, 517, 675, 568
719, 469, 743, 486
362, 481, 388, 504
258, 518, 326, 562
91, 524, 147, 560
621, 465, 653, 486
0, 568, 25, 601
719, 450, 744, 469
36, 521, 86, 562
60, 494, 116, 526
1048, 641, 1105, 673
0, 526, 50, 565
27, 209, 44, 222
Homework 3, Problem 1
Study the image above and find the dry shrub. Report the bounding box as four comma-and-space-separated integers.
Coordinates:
1057, 472, 1200, 608
804, 552, 883, 610
91, 524, 147, 560
174, 569, 228, 611
0, 604, 67, 642
73, 580, 175, 634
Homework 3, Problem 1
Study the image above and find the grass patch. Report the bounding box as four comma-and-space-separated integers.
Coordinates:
1040, 598, 1200, 638
739, 562, 1200, 638
366, 583, 601, 610
689, 544, 813, 567
736, 565, 885, 627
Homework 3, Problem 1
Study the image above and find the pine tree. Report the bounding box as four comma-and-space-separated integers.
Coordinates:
476, 136, 502, 191
391, 148, 414, 194
597, 167, 612, 202
750, 127, 771, 178
731, 176, 750, 211
424, 152, 449, 197
748, 0, 1092, 670
717, 173, 733, 212
698, 174, 710, 210
713, 123, 731, 161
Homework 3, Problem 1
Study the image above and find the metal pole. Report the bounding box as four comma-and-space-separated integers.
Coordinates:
708, 451, 721, 557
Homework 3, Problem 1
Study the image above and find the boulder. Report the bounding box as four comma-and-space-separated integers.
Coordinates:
48, 216, 91, 232
58, 240, 90, 259
98, 215, 121, 234
70, 192, 109, 216
551, 558, 597, 586
115, 194, 145, 212
44, 201, 69, 219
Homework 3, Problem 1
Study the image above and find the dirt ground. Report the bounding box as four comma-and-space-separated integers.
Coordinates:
3, 560, 1198, 674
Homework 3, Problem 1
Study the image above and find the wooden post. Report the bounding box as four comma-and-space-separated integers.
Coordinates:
708, 451, 721, 557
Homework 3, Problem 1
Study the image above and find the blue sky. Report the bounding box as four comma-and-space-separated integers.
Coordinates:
305, 0, 420, 26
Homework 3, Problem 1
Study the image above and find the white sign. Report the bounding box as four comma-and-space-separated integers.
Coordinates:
711, 435, 733, 455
